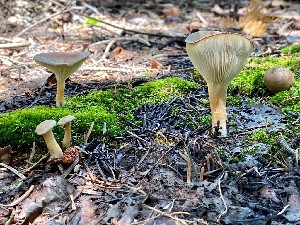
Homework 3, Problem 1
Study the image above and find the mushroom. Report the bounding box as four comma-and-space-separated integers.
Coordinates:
35, 120, 63, 158
264, 66, 295, 93
33, 51, 90, 107
57, 115, 75, 148
186, 31, 253, 136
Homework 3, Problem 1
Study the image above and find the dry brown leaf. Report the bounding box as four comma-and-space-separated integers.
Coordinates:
110, 46, 134, 62
163, 5, 180, 17
150, 59, 163, 69
240, 0, 272, 36
221, 0, 272, 36
220, 17, 241, 30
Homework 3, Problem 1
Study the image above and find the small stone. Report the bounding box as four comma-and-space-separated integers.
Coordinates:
264, 66, 295, 93
6, 16, 18, 25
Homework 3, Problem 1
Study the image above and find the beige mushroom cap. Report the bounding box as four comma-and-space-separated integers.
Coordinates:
35, 120, 57, 135
186, 31, 254, 84
33, 51, 90, 80
57, 115, 75, 126
264, 66, 295, 93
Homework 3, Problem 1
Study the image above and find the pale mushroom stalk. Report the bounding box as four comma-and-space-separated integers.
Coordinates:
56, 76, 66, 106
42, 131, 63, 158
207, 83, 228, 135
58, 115, 75, 149
62, 121, 71, 148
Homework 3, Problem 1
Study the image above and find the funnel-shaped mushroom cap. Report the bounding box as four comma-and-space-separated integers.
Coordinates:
33, 51, 90, 81
35, 120, 57, 135
57, 115, 75, 125
186, 31, 253, 84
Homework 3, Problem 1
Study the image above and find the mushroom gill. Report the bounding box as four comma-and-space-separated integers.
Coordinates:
186, 31, 253, 136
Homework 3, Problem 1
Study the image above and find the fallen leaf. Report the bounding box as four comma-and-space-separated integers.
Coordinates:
150, 59, 163, 69
163, 5, 180, 17
110, 46, 134, 62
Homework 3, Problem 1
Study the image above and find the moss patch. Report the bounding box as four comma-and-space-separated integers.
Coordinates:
228, 56, 300, 96
0, 77, 199, 151
281, 44, 300, 55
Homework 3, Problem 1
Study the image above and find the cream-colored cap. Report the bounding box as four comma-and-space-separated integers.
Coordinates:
57, 115, 75, 125
33, 51, 90, 80
186, 31, 253, 84
35, 120, 57, 135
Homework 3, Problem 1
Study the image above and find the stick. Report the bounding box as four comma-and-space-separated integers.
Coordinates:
1, 185, 35, 207
217, 172, 228, 222
16, 8, 73, 37
178, 151, 192, 184
78, 13, 185, 39
0, 42, 30, 49
84, 121, 94, 144
0, 163, 26, 180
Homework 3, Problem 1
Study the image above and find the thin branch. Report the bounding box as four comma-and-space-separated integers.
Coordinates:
16, 8, 73, 37
0, 42, 30, 49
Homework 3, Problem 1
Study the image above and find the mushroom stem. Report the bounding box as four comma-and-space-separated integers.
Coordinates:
42, 131, 63, 158
56, 78, 66, 107
207, 83, 228, 137
62, 122, 71, 148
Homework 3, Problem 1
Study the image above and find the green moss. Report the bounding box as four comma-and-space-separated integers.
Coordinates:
0, 77, 199, 150
281, 44, 300, 55
228, 56, 300, 96
227, 96, 242, 107
245, 128, 276, 147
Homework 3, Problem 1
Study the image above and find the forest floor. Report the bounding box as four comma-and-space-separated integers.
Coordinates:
0, 0, 300, 225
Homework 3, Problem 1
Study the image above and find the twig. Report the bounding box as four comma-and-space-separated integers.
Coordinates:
277, 134, 298, 167
217, 172, 228, 222
178, 150, 192, 183
16, 8, 73, 37
95, 36, 151, 62
126, 131, 149, 145
84, 121, 94, 144
0, 42, 30, 49
199, 167, 205, 181
1, 185, 35, 207
29, 85, 49, 108
78, 13, 185, 39
141, 204, 192, 224
277, 204, 290, 215
4, 209, 14, 225
22, 154, 50, 173
27, 142, 36, 164
0, 163, 26, 180
89, 36, 151, 48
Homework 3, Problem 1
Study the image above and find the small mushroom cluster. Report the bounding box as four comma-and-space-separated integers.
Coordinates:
35, 115, 76, 160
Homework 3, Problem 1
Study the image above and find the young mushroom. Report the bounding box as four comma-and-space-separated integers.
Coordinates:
35, 120, 63, 158
264, 66, 295, 93
186, 31, 253, 136
33, 51, 90, 107
57, 115, 75, 149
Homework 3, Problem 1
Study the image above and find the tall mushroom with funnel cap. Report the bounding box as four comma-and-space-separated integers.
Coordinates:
58, 115, 75, 149
186, 31, 253, 136
33, 51, 90, 107
35, 120, 63, 158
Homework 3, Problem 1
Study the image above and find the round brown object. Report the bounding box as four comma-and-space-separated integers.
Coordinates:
264, 66, 295, 93
62, 147, 81, 165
